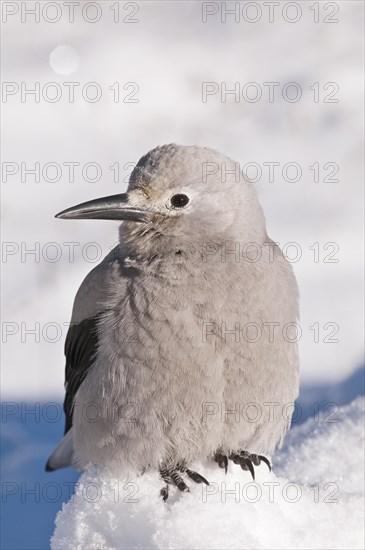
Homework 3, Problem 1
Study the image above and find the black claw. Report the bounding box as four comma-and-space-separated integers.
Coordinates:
242, 458, 255, 480
216, 449, 271, 479
258, 455, 272, 472
171, 471, 189, 492
185, 469, 210, 486
160, 463, 210, 499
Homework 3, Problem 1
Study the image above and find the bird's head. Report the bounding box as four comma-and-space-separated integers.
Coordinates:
56, 144, 267, 255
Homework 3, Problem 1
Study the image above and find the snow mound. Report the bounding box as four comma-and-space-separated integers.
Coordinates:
51, 397, 365, 550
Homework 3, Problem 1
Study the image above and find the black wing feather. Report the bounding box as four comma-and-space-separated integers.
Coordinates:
63, 315, 101, 434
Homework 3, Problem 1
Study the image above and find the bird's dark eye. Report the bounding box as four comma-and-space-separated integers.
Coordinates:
170, 194, 190, 209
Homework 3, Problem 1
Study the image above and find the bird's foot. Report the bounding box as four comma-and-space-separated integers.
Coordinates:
214, 449, 271, 480
159, 464, 210, 501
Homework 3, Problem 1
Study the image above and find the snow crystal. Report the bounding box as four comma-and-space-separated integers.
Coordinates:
51, 397, 365, 550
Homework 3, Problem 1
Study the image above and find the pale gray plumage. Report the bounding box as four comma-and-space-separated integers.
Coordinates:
46, 144, 299, 486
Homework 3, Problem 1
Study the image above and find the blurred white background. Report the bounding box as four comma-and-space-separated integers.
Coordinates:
2, 0, 364, 399
1, 2, 364, 549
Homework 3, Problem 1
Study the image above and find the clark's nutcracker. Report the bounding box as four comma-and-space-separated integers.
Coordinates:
46, 144, 299, 499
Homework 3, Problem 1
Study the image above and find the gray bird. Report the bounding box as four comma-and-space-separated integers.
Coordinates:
46, 144, 299, 499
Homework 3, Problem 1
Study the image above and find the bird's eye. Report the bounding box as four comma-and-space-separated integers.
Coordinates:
170, 194, 190, 209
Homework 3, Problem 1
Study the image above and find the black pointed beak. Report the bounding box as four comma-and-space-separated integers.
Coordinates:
55, 193, 150, 223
